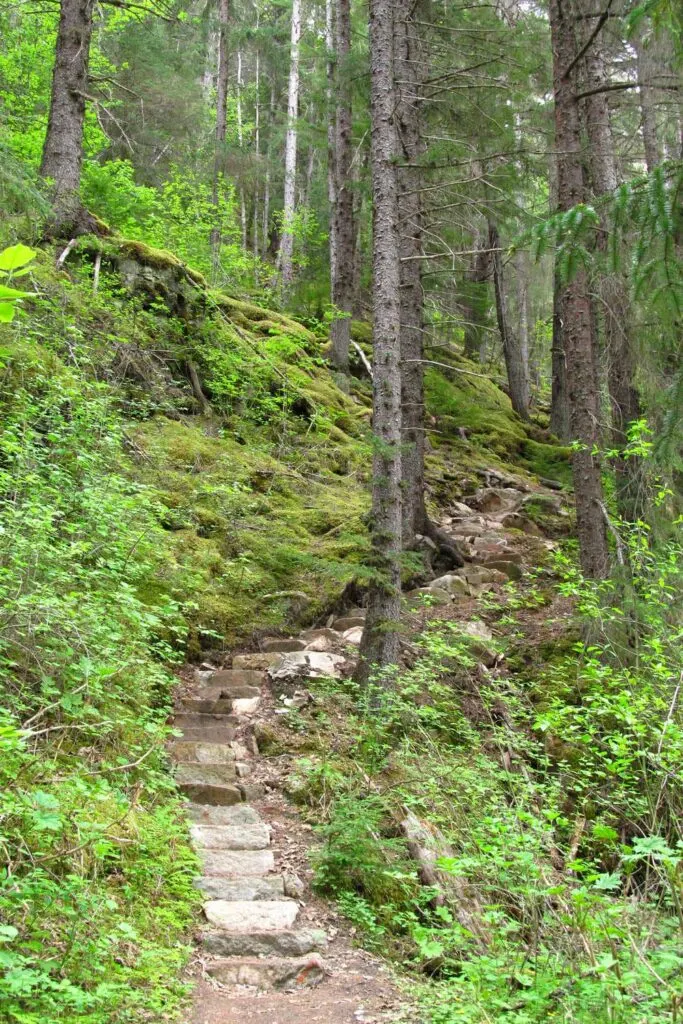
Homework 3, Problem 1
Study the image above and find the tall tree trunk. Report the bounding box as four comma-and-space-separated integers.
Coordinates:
253, 38, 261, 259
462, 238, 492, 361
210, 0, 230, 277
489, 221, 530, 420
635, 26, 662, 171
330, 0, 355, 372
549, 0, 609, 579
396, 0, 426, 546
583, 46, 643, 521
550, 270, 571, 440
40, 0, 96, 236
326, 0, 338, 318
356, 0, 403, 682
278, 0, 302, 290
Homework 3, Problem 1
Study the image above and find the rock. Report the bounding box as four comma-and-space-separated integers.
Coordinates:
210, 669, 264, 687
167, 741, 235, 764
499, 512, 541, 536
202, 928, 327, 958
186, 803, 261, 826
172, 713, 237, 744
232, 696, 262, 715
179, 782, 243, 806
521, 492, 562, 513
406, 586, 452, 607
204, 899, 299, 932
458, 620, 497, 667
283, 871, 305, 899
482, 558, 523, 580
261, 637, 307, 653
268, 651, 347, 682
190, 823, 271, 850
448, 501, 476, 518
429, 574, 470, 596
235, 762, 251, 778
238, 782, 265, 802
233, 653, 282, 670
342, 626, 364, 645
300, 627, 341, 643
539, 477, 563, 490
332, 616, 366, 632
175, 762, 237, 786
463, 567, 505, 587
199, 847, 275, 876
230, 740, 252, 760
207, 954, 325, 991
460, 620, 493, 642
195, 875, 286, 901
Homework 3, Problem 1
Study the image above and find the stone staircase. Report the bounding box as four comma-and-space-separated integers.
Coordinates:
170, 616, 367, 995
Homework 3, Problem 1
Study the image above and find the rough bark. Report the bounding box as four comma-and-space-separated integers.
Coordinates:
462, 238, 492, 361
635, 27, 662, 171
583, 45, 644, 521
326, 0, 338, 313
356, 0, 403, 683
549, 0, 609, 579
396, 0, 426, 546
489, 221, 530, 420
210, 0, 230, 274
278, 0, 302, 290
40, 0, 97, 236
329, 0, 355, 373
550, 271, 571, 441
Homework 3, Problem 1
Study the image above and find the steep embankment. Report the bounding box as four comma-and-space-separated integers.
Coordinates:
0, 236, 568, 1023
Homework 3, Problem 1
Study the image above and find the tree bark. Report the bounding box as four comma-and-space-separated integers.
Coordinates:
326, 0, 338, 318
40, 0, 96, 236
356, 0, 403, 683
462, 238, 492, 361
583, 45, 644, 521
396, 0, 426, 546
550, 270, 571, 441
329, 0, 355, 373
549, 0, 609, 579
278, 0, 302, 290
489, 221, 531, 420
210, 0, 230, 276
635, 26, 662, 171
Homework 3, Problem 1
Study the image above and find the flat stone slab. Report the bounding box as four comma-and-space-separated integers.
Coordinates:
204, 899, 299, 932
168, 741, 235, 764
186, 803, 261, 826
175, 763, 237, 786
178, 782, 243, 806
342, 626, 363, 645
268, 651, 346, 681
195, 875, 286, 901
190, 823, 271, 850
172, 714, 237, 743
332, 616, 366, 631
201, 927, 327, 958
232, 653, 281, 670
210, 669, 264, 687
207, 954, 325, 991
199, 847, 275, 876
261, 637, 307, 653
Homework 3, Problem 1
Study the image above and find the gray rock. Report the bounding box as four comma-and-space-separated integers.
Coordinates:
232, 696, 262, 715
203, 899, 299, 932
172, 713, 238, 744
261, 637, 307, 653
233, 653, 282, 670
186, 803, 261, 826
168, 741, 235, 765
179, 782, 243, 806
190, 823, 271, 850
210, 668, 264, 687
406, 586, 452, 607
300, 627, 341, 643
175, 762, 236, 786
195, 875, 285, 901
199, 847, 275, 876
341, 626, 364, 645
283, 871, 305, 899
268, 651, 346, 681
483, 558, 523, 580
207, 954, 325, 991
460, 620, 493, 642
430, 574, 470, 596
202, 928, 327, 958
332, 616, 366, 631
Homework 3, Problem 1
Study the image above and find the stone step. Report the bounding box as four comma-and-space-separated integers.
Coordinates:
199, 847, 275, 876
180, 688, 259, 714
175, 763, 237, 786
331, 615, 366, 632
206, 954, 325, 991
232, 696, 261, 715
179, 782, 243, 806
168, 741, 235, 765
202, 927, 327, 958
172, 713, 238, 743
210, 669, 265, 687
204, 899, 299, 932
261, 637, 307, 653
186, 803, 261, 826
232, 653, 282, 671
190, 823, 271, 850
195, 875, 286, 901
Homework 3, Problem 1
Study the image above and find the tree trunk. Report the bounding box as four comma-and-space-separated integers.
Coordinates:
635, 26, 662, 171
462, 238, 492, 361
396, 0, 426, 546
550, 271, 571, 441
278, 0, 302, 291
489, 221, 530, 420
326, 0, 338, 318
581, 46, 643, 521
40, 0, 96, 236
356, 0, 402, 683
330, 0, 355, 373
210, 0, 230, 276
549, 0, 609, 579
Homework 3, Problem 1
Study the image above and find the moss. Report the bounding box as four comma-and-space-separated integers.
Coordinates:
519, 438, 572, 487
351, 320, 373, 345
213, 293, 316, 344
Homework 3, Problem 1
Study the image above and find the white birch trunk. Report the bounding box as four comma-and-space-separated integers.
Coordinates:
278, 0, 302, 289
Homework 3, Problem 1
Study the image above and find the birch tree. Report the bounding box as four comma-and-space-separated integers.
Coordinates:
278, 0, 302, 289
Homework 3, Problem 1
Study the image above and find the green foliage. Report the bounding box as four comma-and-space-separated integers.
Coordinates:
0, 245, 36, 322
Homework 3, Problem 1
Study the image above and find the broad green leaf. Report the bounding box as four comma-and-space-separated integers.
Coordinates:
0, 244, 36, 272
0, 302, 16, 322
0, 284, 32, 300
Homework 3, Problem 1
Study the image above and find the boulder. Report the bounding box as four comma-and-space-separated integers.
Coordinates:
406, 586, 452, 607
268, 651, 347, 681
430, 574, 470, 597
482, 558, 523, 580
233, 653, 282, 671
261, 637, 307, 653
232, 696, 262, 715
342, 626, 364, 645
332, 615, 366, 631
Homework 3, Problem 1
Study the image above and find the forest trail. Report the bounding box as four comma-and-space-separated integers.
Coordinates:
172, 471, 568, 1023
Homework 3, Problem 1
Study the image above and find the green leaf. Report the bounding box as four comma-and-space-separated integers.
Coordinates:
0, 925, 19, 943
0, 284, 32, 300
0, 244, 36, 272
0, 302, 16, 322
